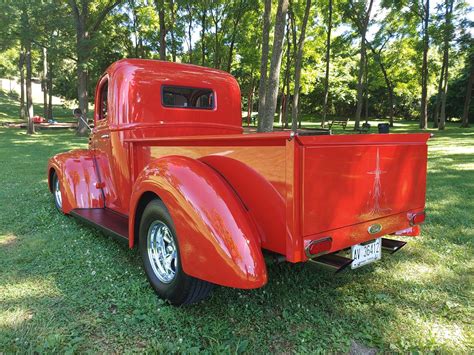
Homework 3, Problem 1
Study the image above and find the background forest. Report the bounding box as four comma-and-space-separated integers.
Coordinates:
0, 0, 472, 133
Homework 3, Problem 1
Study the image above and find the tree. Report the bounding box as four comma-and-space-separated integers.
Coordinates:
200, 3, 208, 66
210, 1, 225, 68
461, 57, 473, 127
185, 2, 194, 63
19, 3, 35, 134
226, 0, 249, 72
348, 0, 374, 130
321, 0, 333, 128
18, 50, 26, 121
417, 0, 430, 129
257, 0, 272, 131
168, 0, 177, 61
291, 0, 312, 132
153, 0, 167, 60
366, 32, 396, 126
260, 0, 289, 132
438, 0, 454, 130
68, 0, 123, 136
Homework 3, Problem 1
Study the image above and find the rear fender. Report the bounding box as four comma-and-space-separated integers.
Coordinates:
47, 150, 104, 214
129, 155, 267, 289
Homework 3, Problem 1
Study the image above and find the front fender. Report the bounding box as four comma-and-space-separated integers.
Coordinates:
129, 155, 267, 289
47, 150, 104, 214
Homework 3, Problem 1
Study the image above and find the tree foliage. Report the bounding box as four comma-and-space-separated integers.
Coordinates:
0, 0, 472, 131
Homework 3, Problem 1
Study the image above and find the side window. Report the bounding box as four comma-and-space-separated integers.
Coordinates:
99, 81, 108, 120
162, 86, 215, 110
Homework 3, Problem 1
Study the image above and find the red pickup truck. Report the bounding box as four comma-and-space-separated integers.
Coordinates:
48, 59, 429, 305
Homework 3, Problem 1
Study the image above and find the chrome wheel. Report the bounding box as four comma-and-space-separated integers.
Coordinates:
54, 176, 62, 209
147, 221, 178, 283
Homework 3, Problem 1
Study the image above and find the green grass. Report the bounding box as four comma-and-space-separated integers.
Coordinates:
0, 106, 473, 352
0, 90, 74, 124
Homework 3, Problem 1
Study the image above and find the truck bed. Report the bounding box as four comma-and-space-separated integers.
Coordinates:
124, 132, 430, 262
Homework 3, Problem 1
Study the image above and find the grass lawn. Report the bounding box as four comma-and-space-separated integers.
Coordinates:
0, 90, 76, 125
0, 109, 473, 351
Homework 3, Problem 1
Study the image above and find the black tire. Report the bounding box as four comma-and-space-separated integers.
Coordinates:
51, 171, 63, 212
139, 199, 213, 305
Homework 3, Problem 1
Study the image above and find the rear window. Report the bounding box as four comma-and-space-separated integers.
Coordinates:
162, 86, 215, 110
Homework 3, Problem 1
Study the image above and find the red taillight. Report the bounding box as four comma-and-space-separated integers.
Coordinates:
410, 211, 426, 226
305, 237, 332, 258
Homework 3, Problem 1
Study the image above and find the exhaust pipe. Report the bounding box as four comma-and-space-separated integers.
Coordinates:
382, 238, 406, 254
309, 253, 353, 273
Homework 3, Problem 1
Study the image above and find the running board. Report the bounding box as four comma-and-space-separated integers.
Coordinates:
381, 238, 406, 254
309, 253, 353, 273
70, 208, 129, 242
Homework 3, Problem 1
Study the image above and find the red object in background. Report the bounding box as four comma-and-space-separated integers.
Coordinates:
47, 59, 430, 299
33, 115, 46, 123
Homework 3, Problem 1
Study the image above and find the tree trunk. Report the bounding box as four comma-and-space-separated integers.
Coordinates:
19, 50, 26, 120
291, 0, 311, 132
75, 15, 90, 136
420, 0, 429, 129
158, 0, 166, 60
25, 39, 35, 134
354, 0, 374, 130
257, 0, 272, 131
212, 8, 220, 69
227, 18, 241, 72
364, 57, 369, 122
438, 70, 448, 130
186, 4, 193, 63
433, 59, 446, 128
282, 18, 292, 129
42, 47, 48, 118
260, 0, 289, 132
226, 0, 245, 73
438, 0, 453, 131
461, 66, 473, 128
354, 35, 366, 129
201, 9, 207, 66
131, 0, 140, 57
169, 0, 176, 61
376, 58, 394, 126
321, 0, 332, 128
365, 35, 394, 126
247, 82, 254, 126
48, 60, 53, 120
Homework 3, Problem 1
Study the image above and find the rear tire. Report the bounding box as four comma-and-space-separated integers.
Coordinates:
139, 199, 213, 305
52, 172, 63, 212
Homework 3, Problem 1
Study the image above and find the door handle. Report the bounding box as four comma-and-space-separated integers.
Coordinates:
101, 134, 110, 139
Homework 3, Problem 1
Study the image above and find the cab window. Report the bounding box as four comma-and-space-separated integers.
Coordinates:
162, 86, 214, 110
99, 81, 108, 120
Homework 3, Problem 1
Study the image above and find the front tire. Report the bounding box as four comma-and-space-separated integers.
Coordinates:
139, 199, 213, 305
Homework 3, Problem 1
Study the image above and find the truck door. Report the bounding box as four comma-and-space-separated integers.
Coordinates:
91, 76, 120, 211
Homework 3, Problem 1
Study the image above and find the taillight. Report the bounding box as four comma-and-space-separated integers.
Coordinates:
305, 237, 332, 258
410, 211, 426, 226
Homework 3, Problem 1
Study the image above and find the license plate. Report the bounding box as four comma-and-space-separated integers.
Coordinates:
351, 238, 382, 269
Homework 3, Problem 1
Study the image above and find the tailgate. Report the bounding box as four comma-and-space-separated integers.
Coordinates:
297, 133, 430, 237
